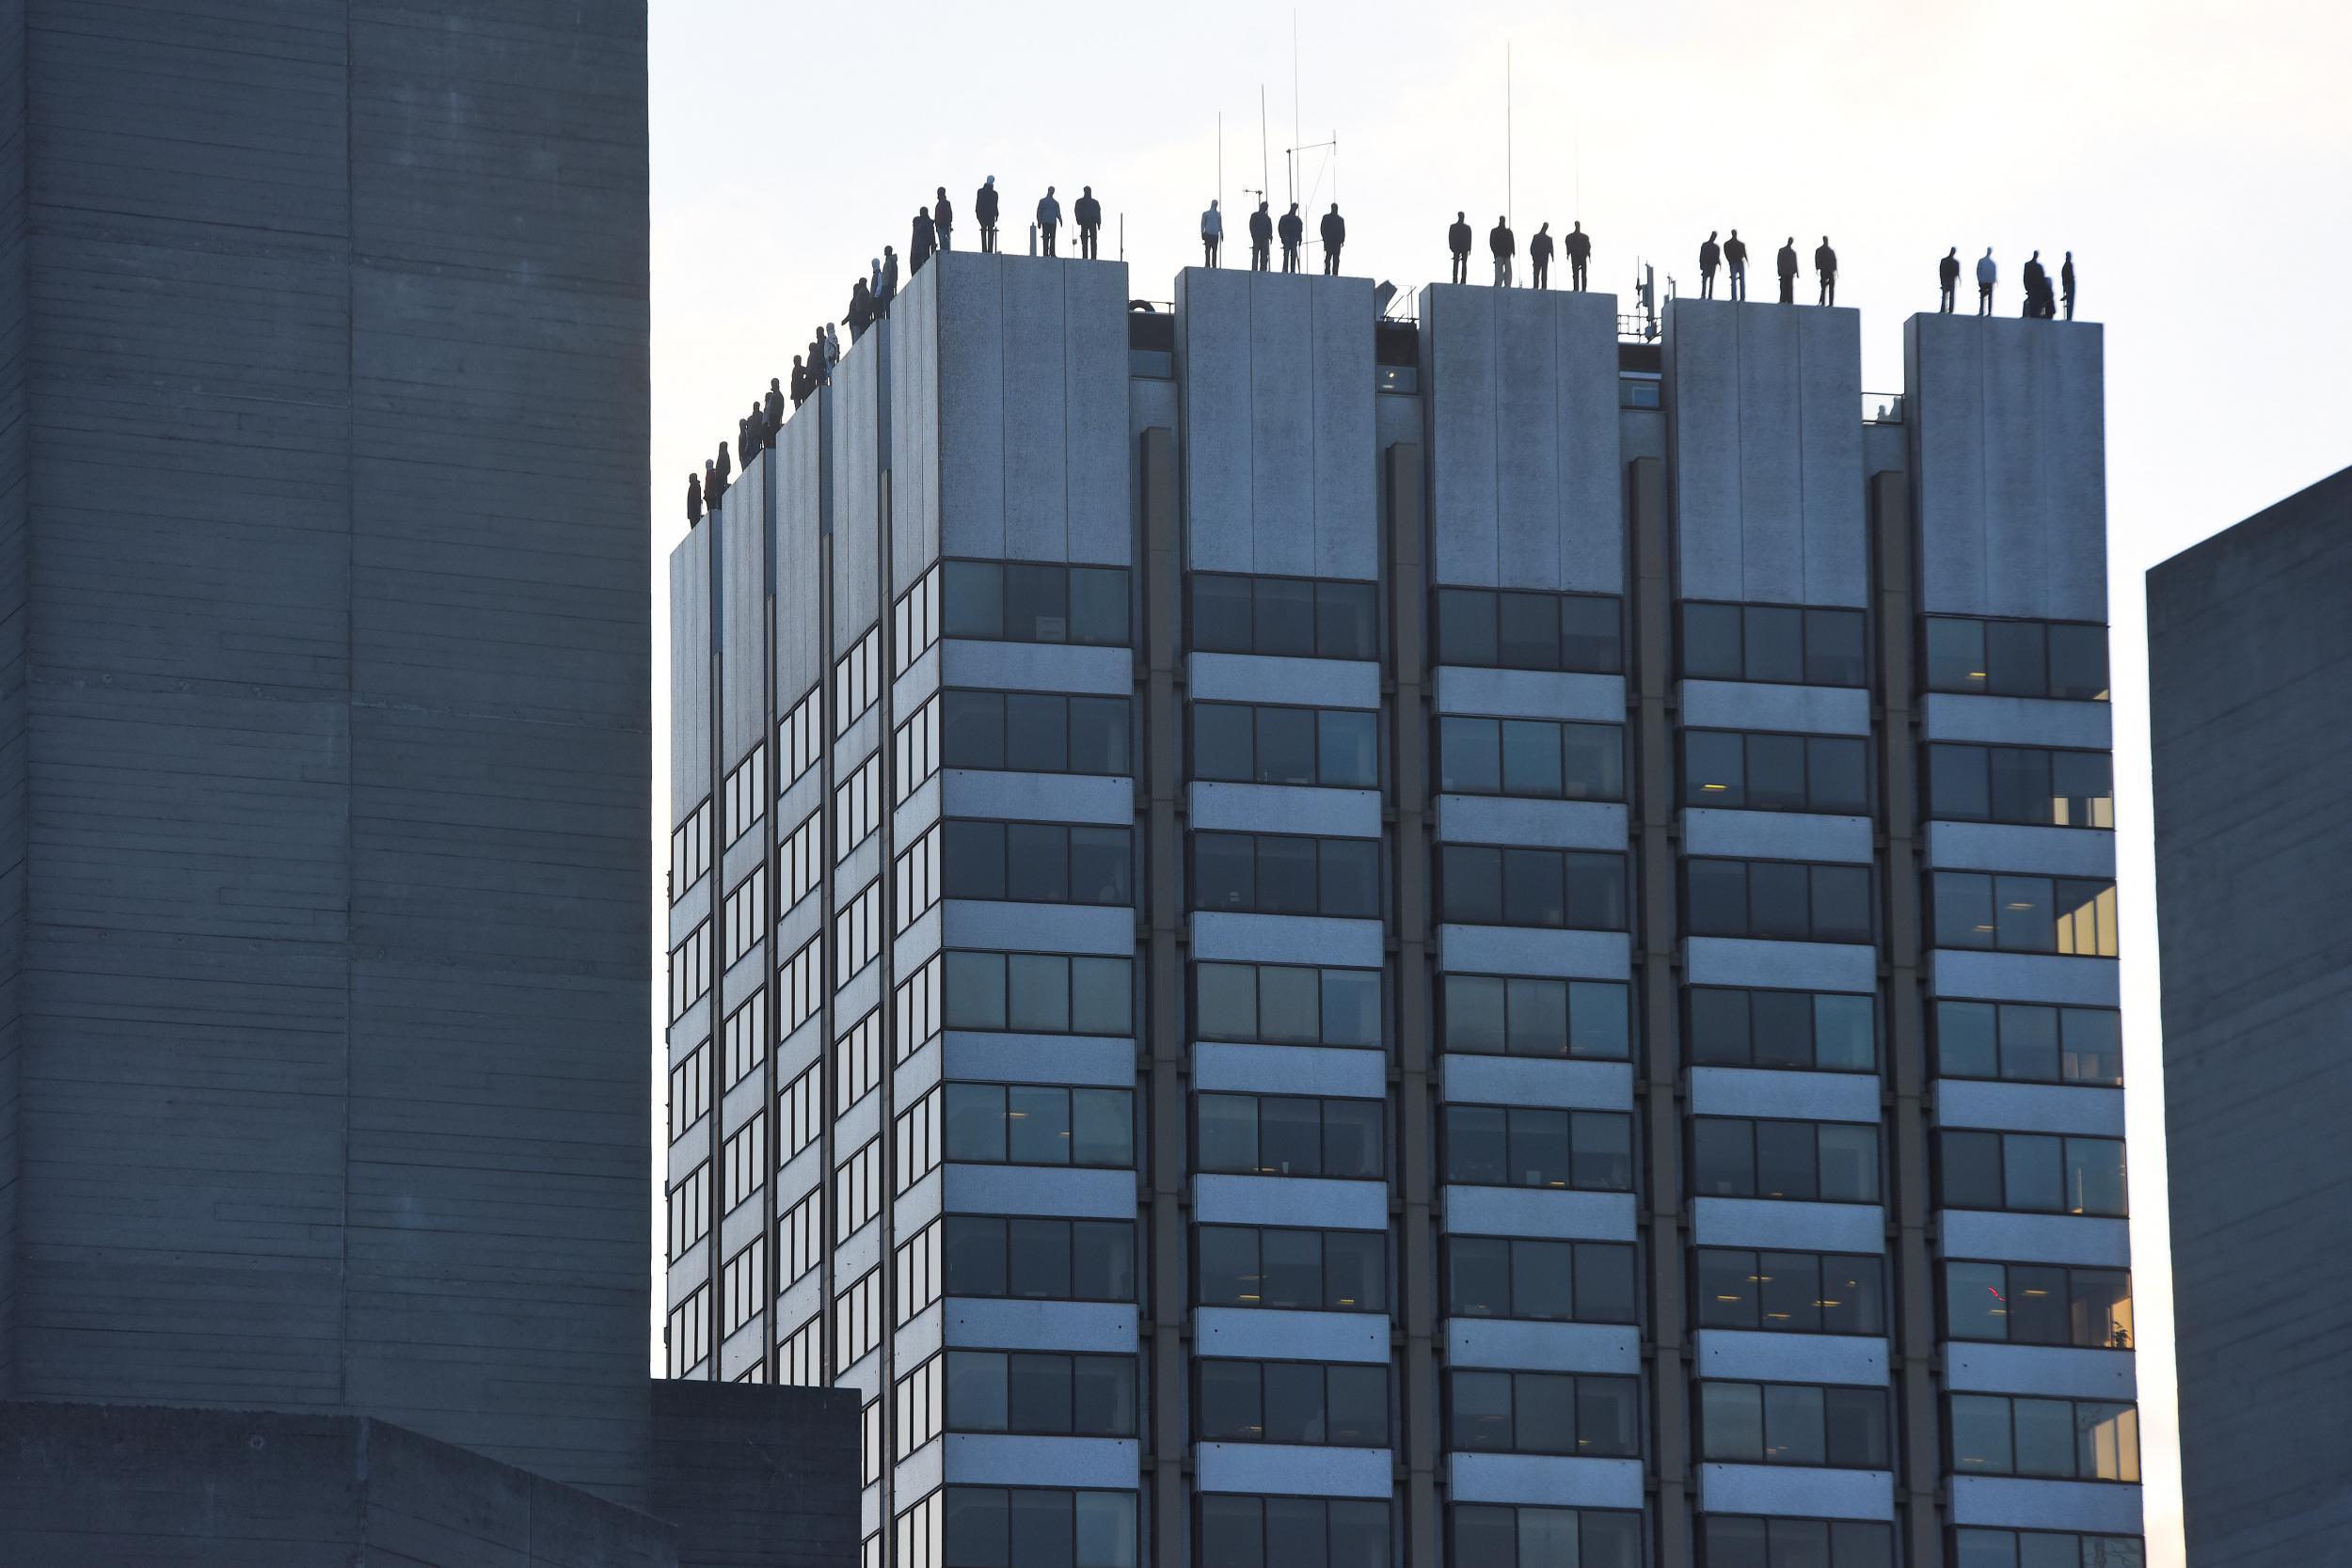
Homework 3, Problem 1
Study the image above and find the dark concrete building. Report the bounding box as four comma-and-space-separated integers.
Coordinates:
668, 251, 2140, 1567
0, 3, 854, 1561
2150, 465, 2352, 1568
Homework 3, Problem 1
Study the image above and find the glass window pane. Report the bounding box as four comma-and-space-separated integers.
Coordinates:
1583, 1512, 1643, 1568
1258, 964, 1320, 1044
946, 1215, 1009, 1296
1448, 1237, 1510, 1317
1072, 1491, 1136, 1568
1813, 992, 1875, 1070
948, 1350, 1009, 1431
1925, 617, 1986, 693
1009, 1488, 1073, 1568
1562, 594, 1622, 673
1196, 962, 1257, 1041
2061, 1008, 2124, 1085
2002, 1005, 2061, 1082
1754, 1120, 1819, 1200
1072, 827, 1131, 906
1319, 710, 1378, 787
1567, 852, 1627, 930
1441, 846, 1502, 926
945, 1083, 1006, 1162
1263, 1361, 1325, 1443
1192, 574, 1252, 653
1809, 736, 1869, 814
945, 950, 1009, 1031
1952, 1529, 2017, 1568
1009, 1217, 1072, 1300
2067, 1139, 2128, 1216
1069, 566, 1128, 647
1502, 848, 1565, 927
1817, 1123, 1880, 1202
2006, 1264, 2070, 1345
1947, 1260, 2010, 1340
1562, 723, 1621, 800
1743, 605, 1804, 684
1320, 838, 1381, 919
1263, 1498, 1327, 1565
1986, 746, 2052, 825
1451, 1507, 1515, 1566
1949, 1395, 2013, 1473
1704, 1516, 1771, 1568
2005, 1134, 2064, 1212
1571, 1112, 1632, 1190
946, 1487, 1011, 1568
1256, 837, 1317, 915
1071, 957, 1130, 1036
1935, 872, 1995, 949
1007, 1085, 1071, 1164
1323, 1101, 1383, 1179
1445, 974, 1506, 1054
1318, 580, 1379, 660
1006, 692, 1068, 773
1325, 1229, 1384, 1311
1255, 706, 1316, 784
1688, 987, 1752, 1065
1257, 1098, 1319, 1176
1440, 717, 1501, 795
1824, 1256, 1883, 1335
1811, 865, 1871, 943
1930, 743, 1991, 820
1940, 1131, 2006, 1209
1198, 1497, 1263, 1568
1322, 969, 1381, 1048
2074, 1268, 2135, 1352
2080, 1402, 2139, 1481
1005, 563, 1069, 643
1757, 1250, 1820, 1332
1006, 953, 1071, 1034
1194, 705, 1255, 783
1003, 822, 1066, 903
1069, 696, 1129, 775
1327, 1501, 1388, 1568
1445, 1105, 1508, 1185
1576, 1243, 1637, 1323
1751, 989, 1814, 1069
1701, 1381, 1764, 1461
1505, 976, 1567, 1056
1686, 730, 1746, 807
1507, 1107, 1571, 1188
1198, 1226, 1257, 1306
1747, 860, 1809, 940
1449, 1370, 1512, 1450
1985, 619, 2046, 697
1692, 1118, 1754, 1197
1196, 832, 1255, 912
1516, 1371, 1577, 1453
1071, 1088, 1131, 1166
1259, 1231, 1319, 1310
1497, 592, 1560, 670
1255, 578, 1316, 657
1501, 720, 1565, 797
943, 689, 1007, 769
946, 819, 1008, 900
2047, 622, 2111, 701
944, 562, 1005, 641
1437, 588, 1498, 667
1073, 1220, 1135, 1302
1763, 1383, 1826, 1465
1805, 608, 1867, 687
1936, 1000, 2000, 1078
1684, 603, 1744, 679
1772, 1518, 1833, 1568
1196, 1360, 1260, 1440
1697, 1248, 1756, 1327
1568, 980, 1629, 1058
1748, 733, 1807, 810
2012, 1397, 2075, 1476
1513, 1239, 1572, 1321
1197, 1096, 1256, 1172
1824, 1386, 1888, 1467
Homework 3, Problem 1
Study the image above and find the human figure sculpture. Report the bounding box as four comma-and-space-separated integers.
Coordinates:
1201, 199, 1223, 267
1724, 230, 1748, 300
1035, 185, 1061, 256
933, 186, 954, 251
1530, 223, 1553, 289
1815, 236, 1837, 306
1075, 186, 1103, 260
976, 176, 999, 253
1489, 215, 1515, 286
1448, 211, 1472, 284
1976, 247, 1996, 315
1565, 222, 1591, 291
687, 471, 703, 525
1278, 202, 1304, 273
1248, 201, 1273, 272
1939, 246, 1960, 313
1776, 236, 1798, 304
1699, 230, 1721, 299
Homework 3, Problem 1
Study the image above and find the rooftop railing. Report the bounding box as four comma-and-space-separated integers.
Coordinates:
1863, 393, 1905, 426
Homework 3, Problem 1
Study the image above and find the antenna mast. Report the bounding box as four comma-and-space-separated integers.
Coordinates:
1506, 43, 1515, 226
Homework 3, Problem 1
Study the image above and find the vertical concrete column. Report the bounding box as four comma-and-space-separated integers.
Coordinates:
1871, 468, 1942, 1562
693, 512, 726, 1378
1386, 440, 1439, 1568
872, 458, 898, 1540
757, 461, 782, 1387
1139, 426, 1189, 1568
814, 395, 841, 1388
1629, 454, 1691, 1563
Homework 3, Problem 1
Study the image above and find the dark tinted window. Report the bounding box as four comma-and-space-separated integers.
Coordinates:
1441, 974, 1630, 1060
944, 559, 1129, 646
1434, 587, 1623, 673
1923, 615, 2109, 701
944, 820, 1133, 907
1699, 1381, 1890, 1468
1197, 1496, 1391, 1568
1445, 1370, 1639, 1456
1192, 573, 1379, 660
1194, 703, 1379, 788
1451, 1507, 1643, 1568
1198, 1226, 1386, 1313
1699, 1516, 1895, 1568
1936, 1132, 2127, 1216
1198, 1094, 1383, 1179
944, 1083, 1134, 1167
1927, 743, 2113, 828
1691, 1117, 1881, 1203
1445, 1236, 1636, 1323
1684, 730, 1870, 815
1442, 1104, 1634, 1192
1196, 1359, 1390, 1447
1686, 987, 1876, 1071
1192, 833, 1381, 919
940, 689, 1131, 777
1933, 999, 2122, 1085
1945, 1259, 2133, 1350
1680, 602, 1867, 688
1685, 859, 1873, 943
1931, 873, 2117, 956
1440, 716, 1625, 800
1439, 845, 1628, 930
944, 1215, 1136, 1302
1695, 1248, 1885, 1335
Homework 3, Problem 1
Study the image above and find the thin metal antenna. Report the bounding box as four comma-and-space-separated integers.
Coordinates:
1259, 86, 1269, 213
1291, 10, 1300, 210
1217, 111, 1223, 216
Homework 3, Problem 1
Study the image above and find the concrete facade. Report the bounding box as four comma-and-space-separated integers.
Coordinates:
670, 254, 2136, 1566
2149, 465, 2352, 1567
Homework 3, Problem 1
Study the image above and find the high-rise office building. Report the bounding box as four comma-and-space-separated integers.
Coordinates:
666, 250, 2140, 1568
0, 6, 853, 1561
2149, 465, 2352, 1568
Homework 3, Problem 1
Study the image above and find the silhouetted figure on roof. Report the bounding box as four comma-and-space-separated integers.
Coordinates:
1815, 236, 1837, 306
2062, 252, 2076, 321
1036, 186, 1061, 257
1976, 247, 1996, 315
934, 187, 954, 252
1530, 223, 1553, 288
1775, 237, 1798, 303
1279, 203, 1304, 273
1201, 199, 1223, 267
846, 277, 877, 342
714, 441, 731, 491
1699, 230, 1721, 299
1075, 186, 1102, 260
789, 357, 811, 409
704, 458, 721, 511
2022, 250, 2048, 318
738, 409, 754, 462
687, 471, 703, 525
765, 377, 785, 436
1248, 201, 1273, 272
1448, 212, 1472, 284
1938, 247, 1960, 312
976, 176, 1000, 253
1725, 230, 1748, 301
1565, 222, 1590, 290
1321, 204, 1345, 275
1489, 216, 1515, 286
878, 247, 899, 313
912, 207, 936, 272
822, 324, 841, 371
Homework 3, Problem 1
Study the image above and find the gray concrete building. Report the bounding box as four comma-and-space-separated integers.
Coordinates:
2149, 465, 2352, 1568
668, 250, 2141, 1568
0, 4, 854, 1561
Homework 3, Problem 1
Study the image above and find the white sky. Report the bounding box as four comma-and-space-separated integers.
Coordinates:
647, 4, 2352, 1558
